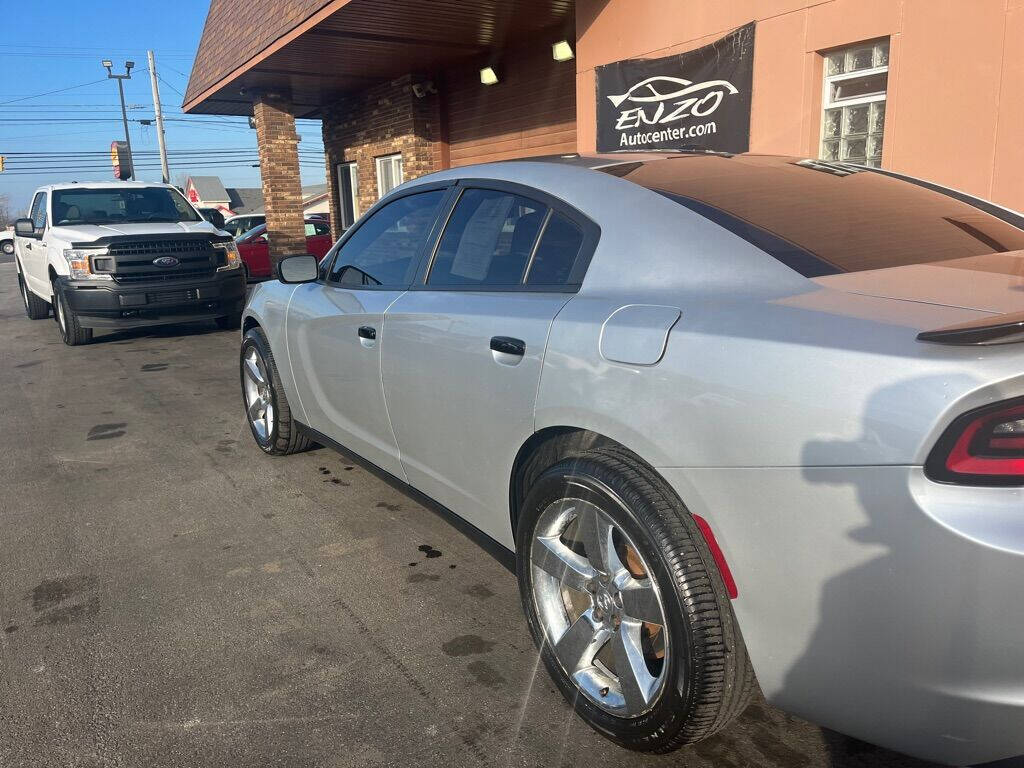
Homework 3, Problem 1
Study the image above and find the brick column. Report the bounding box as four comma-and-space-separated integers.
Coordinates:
253, 95, 306, 268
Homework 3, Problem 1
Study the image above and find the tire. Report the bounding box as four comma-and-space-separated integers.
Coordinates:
516, 447, 754, 753
17, 264, 50, 320
216, 312, 242, 330
53, 282, 92, 346
1, 241, 14, 255
240, 326, 310, 455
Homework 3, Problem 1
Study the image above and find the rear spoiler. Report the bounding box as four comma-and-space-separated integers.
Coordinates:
918, 310, 1024, 345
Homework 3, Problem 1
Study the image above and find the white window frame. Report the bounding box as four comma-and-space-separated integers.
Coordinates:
336, 161, 359, 230
820, 39, 889, 167
375, 153, 404, 199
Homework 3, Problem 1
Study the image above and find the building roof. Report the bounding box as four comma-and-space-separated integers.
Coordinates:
226, 187, 264, 215
183, 0, 572, 115
187, 175, 230, 202
250, 184, 329, 214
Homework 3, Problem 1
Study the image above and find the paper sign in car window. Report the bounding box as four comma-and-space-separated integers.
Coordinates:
450, 194, 515, 281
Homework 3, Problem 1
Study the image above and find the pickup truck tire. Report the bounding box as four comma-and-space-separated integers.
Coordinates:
1, 241, 14, 255
240, 326, 310, 455
53, 282, 93, 346
18, 264, 50, 320
216, 312, 242, 330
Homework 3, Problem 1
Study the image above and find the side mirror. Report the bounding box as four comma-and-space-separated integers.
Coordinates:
14, 218, 35, 236
202, 209, 225, 229
277, 254, 319, 284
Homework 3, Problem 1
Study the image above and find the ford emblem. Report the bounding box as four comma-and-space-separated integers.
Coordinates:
153, 256, 179, 267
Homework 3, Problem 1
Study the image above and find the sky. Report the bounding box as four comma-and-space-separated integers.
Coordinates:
0, 0, 327, 214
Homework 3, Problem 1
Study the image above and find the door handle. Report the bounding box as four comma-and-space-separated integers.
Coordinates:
24, 242, 32, 250
357, 326, 376, 340
490, 336, 525, 356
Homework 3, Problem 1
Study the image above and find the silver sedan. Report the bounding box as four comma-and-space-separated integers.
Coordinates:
240, 153, 1024, 766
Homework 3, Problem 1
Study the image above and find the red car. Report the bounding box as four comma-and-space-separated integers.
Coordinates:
236, 219, 333, 279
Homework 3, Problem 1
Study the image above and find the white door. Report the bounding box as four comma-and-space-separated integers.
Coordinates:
17, 191, 49, 296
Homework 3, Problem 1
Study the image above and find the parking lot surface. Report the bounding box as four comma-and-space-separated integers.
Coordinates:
0, 260, 940, 768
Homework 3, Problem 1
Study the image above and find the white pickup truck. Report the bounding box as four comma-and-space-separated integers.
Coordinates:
13, 181, 246, 345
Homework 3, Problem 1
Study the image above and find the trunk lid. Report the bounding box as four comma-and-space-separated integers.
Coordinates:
813, 250, 1024, 343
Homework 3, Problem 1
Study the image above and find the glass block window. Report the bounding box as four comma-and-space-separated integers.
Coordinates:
821, 39, 889, 167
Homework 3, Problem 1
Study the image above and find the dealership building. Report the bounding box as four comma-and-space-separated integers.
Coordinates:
184, 0, 1023, 258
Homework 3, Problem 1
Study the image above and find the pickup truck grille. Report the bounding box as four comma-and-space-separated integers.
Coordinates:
115, 268, 217, 284
104, 237, 219, 284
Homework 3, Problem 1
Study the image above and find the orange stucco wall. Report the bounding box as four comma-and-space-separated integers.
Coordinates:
576, 0, 1024, 210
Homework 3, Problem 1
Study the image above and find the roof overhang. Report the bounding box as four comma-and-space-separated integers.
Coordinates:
184, 0, 574, 117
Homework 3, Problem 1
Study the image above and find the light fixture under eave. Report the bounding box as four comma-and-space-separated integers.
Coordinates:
480, 66, 499, 86
552, 40, 574, 61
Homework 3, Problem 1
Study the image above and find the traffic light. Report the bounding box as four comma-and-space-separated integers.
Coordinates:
0, 156, 5, 173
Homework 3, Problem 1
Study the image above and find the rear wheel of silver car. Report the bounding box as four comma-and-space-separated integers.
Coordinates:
240, 327, 310, 455
516, 448, 754, 752
52, 284, 92, 346
18, 264, 50, 320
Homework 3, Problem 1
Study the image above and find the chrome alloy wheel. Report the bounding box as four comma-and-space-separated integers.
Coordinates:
531, 498, 669, 717
242, 346, 275, 441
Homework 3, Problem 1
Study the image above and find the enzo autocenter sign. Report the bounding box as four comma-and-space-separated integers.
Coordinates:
596, 22, 755, 153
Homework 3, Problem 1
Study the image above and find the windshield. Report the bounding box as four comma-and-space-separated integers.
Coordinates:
51, 187, 202, 226
236, 224, 267, 243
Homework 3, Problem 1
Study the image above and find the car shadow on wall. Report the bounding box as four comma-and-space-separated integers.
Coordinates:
784, 374, 1023, 768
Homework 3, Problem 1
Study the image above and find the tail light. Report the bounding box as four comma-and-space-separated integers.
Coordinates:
925, 397, 1024, 485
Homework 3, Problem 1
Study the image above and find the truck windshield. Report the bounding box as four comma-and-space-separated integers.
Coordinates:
51, 187, 202, 226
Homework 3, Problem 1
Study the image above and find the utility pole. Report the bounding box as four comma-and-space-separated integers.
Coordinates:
102, 59, 135, 180
147, 50, 170, 183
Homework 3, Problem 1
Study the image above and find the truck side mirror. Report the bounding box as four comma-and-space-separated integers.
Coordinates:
14, 218, 35, 237
201, 209, 226, 229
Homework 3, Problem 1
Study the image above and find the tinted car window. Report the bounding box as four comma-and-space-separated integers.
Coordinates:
329, 189, 445, 288
526, 213, 583, 286
611, 155, 1024, 275
428, 188, 547, 287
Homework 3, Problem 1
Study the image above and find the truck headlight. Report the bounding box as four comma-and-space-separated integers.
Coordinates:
214, 240, 242, 270
63, 248, 112, 281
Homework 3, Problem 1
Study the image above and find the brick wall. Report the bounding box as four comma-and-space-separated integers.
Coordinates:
321, 75, 443, 239
253, 96, 308, 264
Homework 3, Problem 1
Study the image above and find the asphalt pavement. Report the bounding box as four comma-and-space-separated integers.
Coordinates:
0, 259, 941, 768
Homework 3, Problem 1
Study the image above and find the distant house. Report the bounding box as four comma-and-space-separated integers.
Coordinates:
185, 175, 324, 218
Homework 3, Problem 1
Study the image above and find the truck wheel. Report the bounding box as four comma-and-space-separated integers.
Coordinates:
240, 326, 310, 455
216, 312, 242, 330
18, 264, 50, 320
2, 241, 14, 255
53, 284, 93, 346
516, 448, 754, 752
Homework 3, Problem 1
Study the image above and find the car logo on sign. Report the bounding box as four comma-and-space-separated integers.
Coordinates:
153, 256, 179, 267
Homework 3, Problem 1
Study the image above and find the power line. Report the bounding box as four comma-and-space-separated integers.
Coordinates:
0, 78, 109, 106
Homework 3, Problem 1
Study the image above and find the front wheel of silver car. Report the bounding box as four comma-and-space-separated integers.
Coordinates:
240, 326, 310, 455
516, 448, 754, 752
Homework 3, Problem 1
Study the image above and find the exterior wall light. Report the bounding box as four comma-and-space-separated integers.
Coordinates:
552, 40, 575, 61
480, 66, 499, 86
